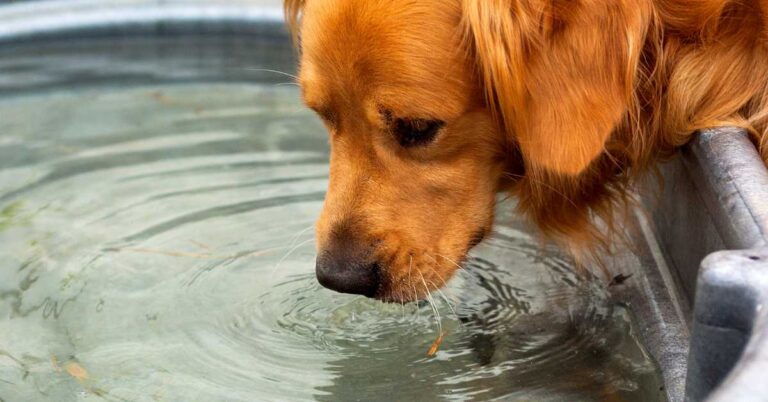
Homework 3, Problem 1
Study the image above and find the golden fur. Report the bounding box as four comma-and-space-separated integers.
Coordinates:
285, 0, 768, 301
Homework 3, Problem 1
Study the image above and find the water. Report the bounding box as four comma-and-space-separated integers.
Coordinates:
0, 81, 666, 401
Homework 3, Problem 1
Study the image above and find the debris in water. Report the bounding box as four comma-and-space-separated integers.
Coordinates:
65, 362, 89, 382
189, 239, 212, 251
50, 355, 61, 372
0, 201, 25, 231
58, 358, 110, 398
149, 91, 173, 105
608, 273, 633, 287
427, 332, 445, 357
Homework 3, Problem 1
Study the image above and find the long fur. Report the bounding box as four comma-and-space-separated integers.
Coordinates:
285, 0, 768, 255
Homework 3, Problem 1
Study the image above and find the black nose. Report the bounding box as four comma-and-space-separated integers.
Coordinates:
315, 251, 380, 297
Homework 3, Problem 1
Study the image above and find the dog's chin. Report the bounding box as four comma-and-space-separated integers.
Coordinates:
368, 246, 478, 304
372, 271, 460, 304
374, 291, 425, 304
368, 284, 410, 304
374, 294, 411, 304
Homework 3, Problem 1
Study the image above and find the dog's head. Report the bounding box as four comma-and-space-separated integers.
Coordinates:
286, 0, 653, 302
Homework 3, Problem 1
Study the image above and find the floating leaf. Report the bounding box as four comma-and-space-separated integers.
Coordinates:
427, 332, 445, 357
65, 362, 89, 382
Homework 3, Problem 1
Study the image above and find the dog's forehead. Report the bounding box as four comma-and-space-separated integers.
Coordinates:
299, 0, 473, 116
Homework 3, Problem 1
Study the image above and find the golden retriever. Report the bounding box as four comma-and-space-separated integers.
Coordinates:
283, 0, 768, 302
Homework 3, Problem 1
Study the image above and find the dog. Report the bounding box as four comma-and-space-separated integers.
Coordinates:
283, 0, 768, 302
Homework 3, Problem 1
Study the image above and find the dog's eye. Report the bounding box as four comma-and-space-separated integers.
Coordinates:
310, 107, 337, 128
395, 118, 444, 147
382, 111, 444, 147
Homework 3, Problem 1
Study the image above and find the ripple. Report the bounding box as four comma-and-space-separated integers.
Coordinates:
120, 192, 326, 243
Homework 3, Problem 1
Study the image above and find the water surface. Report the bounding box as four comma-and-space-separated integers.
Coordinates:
0, 83, 665, 401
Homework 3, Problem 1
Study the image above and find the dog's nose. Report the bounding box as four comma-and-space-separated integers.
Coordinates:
315, 250, 380, 297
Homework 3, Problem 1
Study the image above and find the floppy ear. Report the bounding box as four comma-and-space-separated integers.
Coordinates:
462, 0, 652, 176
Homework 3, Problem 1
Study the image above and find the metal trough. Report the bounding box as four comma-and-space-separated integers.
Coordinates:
639, 127, 768, 402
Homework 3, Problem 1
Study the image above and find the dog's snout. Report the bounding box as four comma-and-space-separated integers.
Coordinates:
315, 225, 380, 296
316, 251, 380, 297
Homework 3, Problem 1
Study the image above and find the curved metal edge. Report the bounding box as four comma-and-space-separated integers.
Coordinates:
619, 209, 690, 402
683, 128, 768, 249
708, 310, 768, 402
0, 0, 285, 44
684, 248, 768, 402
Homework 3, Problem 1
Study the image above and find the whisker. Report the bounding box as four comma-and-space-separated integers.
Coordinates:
409, 254, 418, 303
420, 269, 449, 357
419, 270, 442, 334
422, 253, 461, 320
243, 68, 299, 80
269, 237, 315, 283
287, 224, 315, 249
398, 259, 407, 319
423, 253, 460, 287
406, 255, 418, 320
428, 276, 460, 322
434, 253, 465, 272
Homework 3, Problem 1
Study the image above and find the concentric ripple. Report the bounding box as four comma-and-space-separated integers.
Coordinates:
0, 83, 665, 402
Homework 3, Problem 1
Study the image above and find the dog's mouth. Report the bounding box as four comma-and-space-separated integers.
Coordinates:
316, 234, 486, 303
371, 281, 448, 305
374, 279, 445, 304
316, 255, 466, 303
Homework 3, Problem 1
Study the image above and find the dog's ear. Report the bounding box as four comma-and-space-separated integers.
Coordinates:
462, 0, 651, 176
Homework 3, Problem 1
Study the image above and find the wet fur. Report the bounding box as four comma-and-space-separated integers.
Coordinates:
285, 0, 768, 301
